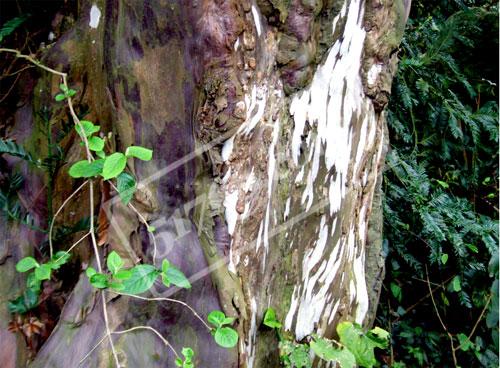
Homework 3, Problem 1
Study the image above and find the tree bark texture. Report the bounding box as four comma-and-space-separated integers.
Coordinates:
0, 0, 410, 367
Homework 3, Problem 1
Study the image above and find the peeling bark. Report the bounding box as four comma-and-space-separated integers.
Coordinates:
0, 0, 409, 366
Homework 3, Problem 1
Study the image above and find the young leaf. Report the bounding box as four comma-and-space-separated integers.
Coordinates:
441, 253, 449, 265
96, 150, 106, 159
162, 259, 170, 274
120, 264, 159, 294
208, 310, 226, 328
55, 93, 66, 102
310, 337, 356, 368
452, 276, 461, 292
49, 251, 71, 269
89, 273, 108, 289
214, 327, 238, 348
16, 257, 39, 272
114, 269, 132, 281
107, 251, 123, 274
125, 146, 153, 161
116, 172, 136, 205
88, 136, 105, 152
75, 120, 100, 137
164, 266, 191, 289
102, 152, 127, 180
34, 264, 51, 280
108, 281, 125, 291
263, 308, 282, 329
59, 83, 68, 93
69, 159, 103, 178
86, 267, 97, 278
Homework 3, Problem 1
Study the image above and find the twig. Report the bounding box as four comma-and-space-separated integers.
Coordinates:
48, 180, 89, 258
79, 325, 179, 366
110, 291, 212, 331
53, 231, 90, 263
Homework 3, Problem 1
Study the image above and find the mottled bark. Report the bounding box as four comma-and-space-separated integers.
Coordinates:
0, 0, 409, 367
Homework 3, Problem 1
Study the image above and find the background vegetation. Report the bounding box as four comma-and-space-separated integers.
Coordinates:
378, 0, 499, 366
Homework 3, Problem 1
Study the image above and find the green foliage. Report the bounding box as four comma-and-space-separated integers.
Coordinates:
380, 1, 499, 366
207, 310, 238, 348
263, 307, 282, 329
262, 308, 389, 367
0, 139, 40, 167
175, 347, 195, 368
0, 15, 29, 43
54, 84, 76, 102
85, 251, 191, 295
9, 252, 71, 314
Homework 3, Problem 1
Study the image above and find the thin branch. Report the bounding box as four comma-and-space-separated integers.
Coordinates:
110, 291, 212, 331
53, 231, 90, 263
0, 48, 66, 77
48, 180, 89, 258
79, 325, 179, 366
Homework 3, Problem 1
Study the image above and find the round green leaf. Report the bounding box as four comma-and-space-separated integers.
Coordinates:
69, 159, 103, 178
208, 310, 226, 328
35, 264, 51, 280
107, 251, 124, 274
88, 136, 105, 152
16, 257, 39, 272
116, 172, 136, 205
165, 266, 191, 289
75, 120, 100, 137
125, 146, 153, 161
214, 327, 238, 348
89, 273, 108, 289
102, 152, 127, 180
120, 264, 159, 294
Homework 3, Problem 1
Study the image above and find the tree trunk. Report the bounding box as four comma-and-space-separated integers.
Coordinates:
0, 0, 410, 366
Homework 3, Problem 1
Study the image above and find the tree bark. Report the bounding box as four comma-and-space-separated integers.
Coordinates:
0, 0, 410, 367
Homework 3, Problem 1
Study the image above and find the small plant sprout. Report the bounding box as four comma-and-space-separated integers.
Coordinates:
207, 310, 239, 348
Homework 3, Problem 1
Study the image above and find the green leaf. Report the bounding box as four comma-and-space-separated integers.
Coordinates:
34, 264, 51, 280
86, 267, 97, 278
75, 120, 100, 137
107, 251, 123, 274
214, 327, 238, 348
16, 257, 39, 272
162, 259, 170, 274
49, 251, 71, 269
165, 266, 191, 289
67, 89, 77, 97
337, 321, 387, 368
310, 337, 356, 368
55, 93, 66, 101
457, 333, 473, 351
59, 83, 68, 93
452, 276, 461, 292
288, 344, 311, 368
69, 159, 104, 178
26, 273, 42, 292
223, 317, 236, 325
120, 264, 159, 294
263, 307, 282, 329
102, 152, 127, 180
7, 288, 39, 314
108, 281, 125, 291
441, 253, 449, 265
147, 226, 156, 233
125, 146, 153, 161
208, 310, 226, 328
88, 136, 105, 152
436, 180, 449, 189
89, 273, 108, 289
390, 282, 402, 303
96, 150, 106, 159
117, 172, 136, 205
175, 358, 183, 367
114, 269, 132, 280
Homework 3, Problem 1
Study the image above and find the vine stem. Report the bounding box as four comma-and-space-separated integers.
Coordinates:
78, 325, 179, 366
108, 182, 158, 266
0, 48, 121, 368
111, 291, 212, 331
48, 180, 89, 258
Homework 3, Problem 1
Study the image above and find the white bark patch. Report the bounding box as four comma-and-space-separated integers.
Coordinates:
89, 5, 101, 29
285, 0, 379, 338
223, 190, 239, 235
251, 5, 262, 36
367, 63, 383, 86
